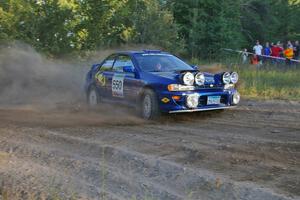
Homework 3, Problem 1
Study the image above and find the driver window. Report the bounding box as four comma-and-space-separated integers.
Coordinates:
99, 55, 115, 72
113, 55, 134, 72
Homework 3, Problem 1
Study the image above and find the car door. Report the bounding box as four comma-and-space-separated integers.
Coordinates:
94, 54, 116, 99
111, 54, 142, 103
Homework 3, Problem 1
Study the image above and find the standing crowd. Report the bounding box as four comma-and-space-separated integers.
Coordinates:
242, 40, 300, 65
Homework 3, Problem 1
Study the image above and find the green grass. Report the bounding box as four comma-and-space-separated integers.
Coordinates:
233, 66, 300, 100
195, 59, 300, 100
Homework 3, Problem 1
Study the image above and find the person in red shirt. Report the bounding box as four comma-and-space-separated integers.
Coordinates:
271, 42, 283, 63
271, 42, 282, 57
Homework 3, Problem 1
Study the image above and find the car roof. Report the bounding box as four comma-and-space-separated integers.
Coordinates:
115, 50, 170, 56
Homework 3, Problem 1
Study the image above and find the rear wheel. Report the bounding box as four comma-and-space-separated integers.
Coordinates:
141, 89, 160, 120
87, 86, 100, 107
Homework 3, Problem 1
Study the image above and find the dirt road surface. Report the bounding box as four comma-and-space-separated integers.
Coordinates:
0, 100, 299, 200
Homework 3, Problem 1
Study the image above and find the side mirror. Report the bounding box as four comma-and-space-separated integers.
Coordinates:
123, 65, 135, 73
191, 65, 199, 70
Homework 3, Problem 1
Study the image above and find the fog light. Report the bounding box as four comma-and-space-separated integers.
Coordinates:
232, 92, 240, 105
186, 94, 199, 108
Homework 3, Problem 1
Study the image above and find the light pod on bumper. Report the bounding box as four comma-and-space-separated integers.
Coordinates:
230, 72, 239, 84
182, 72, 194, 86
222, 72, 231, 84
195, 72, 205, 86
186, 94, 199, 108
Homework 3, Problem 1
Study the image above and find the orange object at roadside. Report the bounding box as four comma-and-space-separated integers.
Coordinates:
251, 55, 259, 65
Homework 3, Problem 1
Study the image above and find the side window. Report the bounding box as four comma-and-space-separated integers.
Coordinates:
112, 55, 134, 72
99, 55, 115, 72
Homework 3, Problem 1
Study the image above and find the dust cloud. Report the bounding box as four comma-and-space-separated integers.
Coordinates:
0, 43, 159, 107
0, 43, 87, 107
0, 43, 148, 125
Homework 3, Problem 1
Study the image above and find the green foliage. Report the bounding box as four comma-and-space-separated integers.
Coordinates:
0, 0, 299, 57
169, 0, 243, 59
124, 0, 185, 53
0, 0, 183, 55
240, 0, 300, 44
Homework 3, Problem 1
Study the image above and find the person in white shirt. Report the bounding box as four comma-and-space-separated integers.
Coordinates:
253, 40, 263, 55
253, 40, 263, 65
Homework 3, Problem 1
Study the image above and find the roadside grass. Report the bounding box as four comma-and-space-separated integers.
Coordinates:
194, 59, 300, 101
235, 66, 300, 100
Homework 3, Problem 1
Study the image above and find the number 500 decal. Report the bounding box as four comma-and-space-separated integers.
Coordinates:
112, 74, 125, 97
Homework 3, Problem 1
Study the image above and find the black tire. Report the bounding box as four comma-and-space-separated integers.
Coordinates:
87, 86, 100, 107
140, 89, 160, 120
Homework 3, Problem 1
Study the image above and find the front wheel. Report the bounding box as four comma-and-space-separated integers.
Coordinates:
141, 89, 160, 120
87, 86, 100, 107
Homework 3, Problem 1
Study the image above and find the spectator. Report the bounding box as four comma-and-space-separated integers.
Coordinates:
283, 43, 294, 65
241, 48, 248, 64
263, 42, 272, 63
251, 54, 259, 65
264, 42, 272, 56
294, 40, 299, 60
287, 41, 293, 49
253, 40, 263, 64
271, 42, 283, 63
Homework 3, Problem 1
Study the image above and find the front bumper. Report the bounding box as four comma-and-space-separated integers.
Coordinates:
169, 106, 236, 113
157, 88, 239, 113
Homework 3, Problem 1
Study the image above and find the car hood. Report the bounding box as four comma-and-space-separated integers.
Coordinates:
141, 70, 222, 86
151, 71, 179, 80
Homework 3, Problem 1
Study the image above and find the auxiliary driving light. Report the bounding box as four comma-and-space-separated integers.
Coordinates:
186, 94, 199, 108
182, 72, 195, 86
230, 72, 239, 84
222, 72, 231, 84
195, 72, 205, 86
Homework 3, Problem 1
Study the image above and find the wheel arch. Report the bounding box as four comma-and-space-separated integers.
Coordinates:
138, 85, 156, 101
138, 85, 161, 119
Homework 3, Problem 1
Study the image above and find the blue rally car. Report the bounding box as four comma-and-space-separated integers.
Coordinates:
85, 50, 240, 119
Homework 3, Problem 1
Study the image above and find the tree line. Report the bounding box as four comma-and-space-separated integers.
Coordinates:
0, 0, 299, 59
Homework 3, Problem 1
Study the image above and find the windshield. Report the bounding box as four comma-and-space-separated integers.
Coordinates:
135, 54, 194, 72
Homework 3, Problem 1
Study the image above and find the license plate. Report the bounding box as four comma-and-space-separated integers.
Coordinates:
207, 96, 220, 105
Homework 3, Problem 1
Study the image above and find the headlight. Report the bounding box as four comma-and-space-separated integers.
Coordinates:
230, 72, 239, 84
195, 72, 205, 86
222, 72, 231, 84
168, 84, 195, 91
186, 94, 199, 108
182, 72, 194, 86
232, 92, 240, 105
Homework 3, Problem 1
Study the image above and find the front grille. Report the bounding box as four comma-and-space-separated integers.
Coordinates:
196, 84, 224, 89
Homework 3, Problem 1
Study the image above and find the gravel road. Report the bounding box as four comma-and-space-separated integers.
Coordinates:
0, 99, 299, 200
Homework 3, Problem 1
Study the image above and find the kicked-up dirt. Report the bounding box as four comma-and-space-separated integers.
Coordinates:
0, 99, 299, 200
